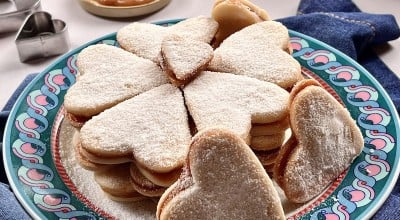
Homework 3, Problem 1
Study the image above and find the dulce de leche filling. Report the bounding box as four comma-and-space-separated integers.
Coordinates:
65, 112, 91, 128
273, 135, 298, 188
79, 145, 133, 164
135, 162, 183, 187
95, 0, 156, 6
129, 163, 166, 197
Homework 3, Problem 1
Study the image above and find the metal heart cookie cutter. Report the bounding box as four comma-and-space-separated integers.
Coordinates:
0, 0, 41, 33
15, 11, 70, 62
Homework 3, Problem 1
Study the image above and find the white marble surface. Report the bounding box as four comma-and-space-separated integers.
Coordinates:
0, 0, 399, 109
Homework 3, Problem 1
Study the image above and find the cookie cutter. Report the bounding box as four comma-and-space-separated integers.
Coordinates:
15, 11, 70, 62
0, 0, 41, 33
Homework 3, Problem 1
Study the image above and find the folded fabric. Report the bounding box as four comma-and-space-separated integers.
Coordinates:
278, 0, 400, 113
0, 73, 37, 184
0, 74, 36, 219
0, 183, 31, 220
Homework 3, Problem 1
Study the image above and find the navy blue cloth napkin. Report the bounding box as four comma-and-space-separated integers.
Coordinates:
0, 74, 36, 219
0, 73, 38, 185
278, 0, 400, 113
0, 0, 399, 219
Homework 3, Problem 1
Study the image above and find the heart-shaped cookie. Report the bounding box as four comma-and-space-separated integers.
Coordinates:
157, 128, 285, 220
79, 84, 192, 174
208, 20, 302, 89
183, 71, 289, 144
72, 129, 108, 171
274, 79, 364, 203
64, 44, 168, 125
168, 16, 219, 43
211, 0, 270, 47
117, 16, 218, 63
160, 36, 213, 87
117, 22, 168, 63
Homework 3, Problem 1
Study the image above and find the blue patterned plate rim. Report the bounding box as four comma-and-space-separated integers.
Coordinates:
289, 29, 400, 219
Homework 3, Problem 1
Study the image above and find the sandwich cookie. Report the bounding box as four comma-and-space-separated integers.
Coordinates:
254, 148, 281, 167
71, 129, 109, 171
135, 162, 182, 187
64, 44, 168, 128
250, 117, 289, 136
274, 79, 364, 203
130, 163, 167, 197
94, 163, 146, 202
117, 16, 218, 64
211, 0, 269, 47
208, 21, 302, 89
160, 36, 213, 87
79, 84, 192, 179
250, 132, 285, 151
75, 141, 110, 171
183, 71, 289, 144
168, 16, 219, 44
156, 128, 285, 220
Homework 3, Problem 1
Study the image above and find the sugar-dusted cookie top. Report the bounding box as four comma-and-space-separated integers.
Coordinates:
274, 79, 364, 203
117, 16, 218, 63
160, 36, 213, 86
117, 22, 168, 63
169, 16, 219, 43
183, 71, 289, 144
208, 21, 302, 89
157, 128, 285, 220
80, 84, 192, 173
64, 44, 168, 118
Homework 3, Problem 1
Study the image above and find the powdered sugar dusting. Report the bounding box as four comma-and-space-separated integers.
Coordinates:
58, 119, 156, 219
80, 84, 192, 172
117, 16, 218, 64
183, 71, 289, 144
169, 16, 218, 44
64, 44, 168, 117
161, 129, 285, 219
162, 37, 213, 80
117, 22, 168, 63
208, 21, 302, 89
283, 86, 364, 202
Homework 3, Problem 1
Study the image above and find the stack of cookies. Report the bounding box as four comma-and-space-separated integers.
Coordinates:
61, 0, 365, 219
250, 118, 289, 173
63, 6, 304, 201
64, 18, 295, 202
207, 8, 302, 174
70, 83, 192, 201
64, 17, 220, 201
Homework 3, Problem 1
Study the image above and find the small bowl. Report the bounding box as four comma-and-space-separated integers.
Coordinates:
77, 0, 171, 18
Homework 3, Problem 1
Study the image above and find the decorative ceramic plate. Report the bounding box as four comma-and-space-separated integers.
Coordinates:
3, 19, 400, 220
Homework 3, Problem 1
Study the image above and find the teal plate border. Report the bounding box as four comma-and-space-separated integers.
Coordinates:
3, 19, 400, 220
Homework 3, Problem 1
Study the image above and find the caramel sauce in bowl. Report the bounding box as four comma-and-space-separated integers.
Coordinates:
96, 0, 156, 7
78, 0, 171, 18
